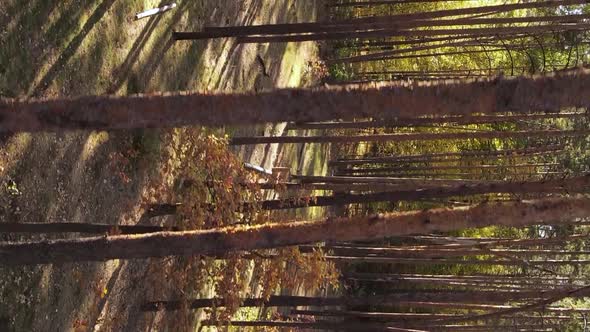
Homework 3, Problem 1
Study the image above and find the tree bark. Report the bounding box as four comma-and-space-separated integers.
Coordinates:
4, 69, 590, 132
1, 197, 590, 265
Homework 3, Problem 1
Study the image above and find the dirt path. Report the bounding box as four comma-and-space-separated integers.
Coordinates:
0, 1, 326, 331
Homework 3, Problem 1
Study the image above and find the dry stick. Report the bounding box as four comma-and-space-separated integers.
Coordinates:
4, 69, 590, 133
2, 197, 590, 265
229, 129, 590, 145
289, 113, 585, 131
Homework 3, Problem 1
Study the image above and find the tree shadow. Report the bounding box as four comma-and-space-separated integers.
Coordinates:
30, 0, 116, 97
107, 15, 164, 93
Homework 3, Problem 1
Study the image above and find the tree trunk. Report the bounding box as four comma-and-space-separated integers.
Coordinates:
331, 145, 565, 166
327, 255, 590, 266
4, 69, 590, 133
431, 285, 590, 326
174, 0, 589, 39
229, 129, 590, 145
255, 175, 590, 210
1, 197, 590, 265
177, 13, 590, 40
317, 245, 590, 258
293, 175, 495, 185
339, 163, 559, 176
143, 287, 590, 311
237, 23, 590, 44
289, 113, 583, 131
289, 309, 573, 321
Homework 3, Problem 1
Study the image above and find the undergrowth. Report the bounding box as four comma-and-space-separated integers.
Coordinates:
140, 128, 339, 331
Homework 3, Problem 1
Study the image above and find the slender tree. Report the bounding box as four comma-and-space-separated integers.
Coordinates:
229, 129, 590, 145
254, 175, 590, 210
289, 113, 584, 131
1, 196, 590, 265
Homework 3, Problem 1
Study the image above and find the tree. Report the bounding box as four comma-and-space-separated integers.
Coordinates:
3, 69, 590, 132
254, 175, 590, 210
1, 196, 590, 265
229, 129, 590, 145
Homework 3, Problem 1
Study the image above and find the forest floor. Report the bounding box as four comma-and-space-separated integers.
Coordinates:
0, 0, 327, 331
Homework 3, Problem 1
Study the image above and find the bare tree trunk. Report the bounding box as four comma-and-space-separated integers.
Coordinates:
237, 23, 590, 44
229, 129, 590, 145
317, 245, 590, 258
339, 163, 559, 176
327, 255, 590, 266
143, 288, 590, 312
175, 13, 590, 40
291, 113, 583, 131
290, 309, 573, 321
255, 175, 590, 210
199, 320, 398, 331
4, 69, 590, 132
1, 197, 590, 265
293, 175, 495, 185
331, 145, 565, 166
431, 285, 590, 326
